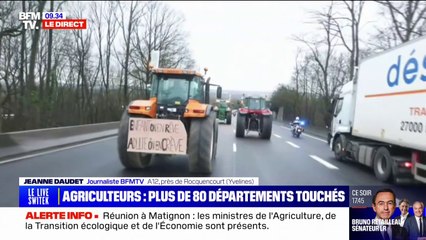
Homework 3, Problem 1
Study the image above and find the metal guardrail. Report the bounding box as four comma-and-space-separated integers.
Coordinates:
0, 122, 119, 160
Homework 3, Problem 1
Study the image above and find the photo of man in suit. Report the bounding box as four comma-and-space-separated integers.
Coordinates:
395, 199, 412, 227
403, 201, 425, 240
372, 188, 408, 240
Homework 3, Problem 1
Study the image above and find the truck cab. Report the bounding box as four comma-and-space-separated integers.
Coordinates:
329, 76, 413, 183
330, 81, 355, 150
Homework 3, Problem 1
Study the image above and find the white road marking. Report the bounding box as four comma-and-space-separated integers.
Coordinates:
233, 129, 236, 134
233, 143, 237, 152
286, 141, 300, 148
273, 134, 282, 138
309, 155, 339, 169
302, 134, 327, 143
279, 125, 327, 143
0, 136, 117, 165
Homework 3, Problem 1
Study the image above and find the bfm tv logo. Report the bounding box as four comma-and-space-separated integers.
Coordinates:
18, 12, 86, 30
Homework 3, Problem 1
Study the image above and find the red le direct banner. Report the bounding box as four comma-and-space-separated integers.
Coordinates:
41, 19, 87, 30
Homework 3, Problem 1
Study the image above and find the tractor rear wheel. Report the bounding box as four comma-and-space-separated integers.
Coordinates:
188, 112, 216, 174
236, 113, 245, 138
260, 116, 272, 139
117, 111, 152, 169
226, 112, 232, 125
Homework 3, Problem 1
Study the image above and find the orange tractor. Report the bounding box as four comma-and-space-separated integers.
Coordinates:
118, 67, 222, 174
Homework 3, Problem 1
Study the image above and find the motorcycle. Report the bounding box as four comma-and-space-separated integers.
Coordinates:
291, 122, 304, 138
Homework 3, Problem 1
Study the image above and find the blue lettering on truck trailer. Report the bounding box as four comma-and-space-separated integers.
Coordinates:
387, 49, 426, 87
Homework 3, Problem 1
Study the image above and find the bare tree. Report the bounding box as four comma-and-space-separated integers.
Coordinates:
92, 1, 119, 119
45, 1, 65, 110
330, 0, 364, 80
130, 1, 195, 98
0, 0, 196, 131
0, 1, 20, 131
298, 53, 318, 121
291, 3, 354, 125
290, 48, 303, 116
294, 4, 339, 101
115, 1, 143, 105
25, 1, 46, 129
18, 0, 28, 121
375, 1, 426, 46
0, 35, 21, 132
68, 3, 94, 123
0, 1, 22, 40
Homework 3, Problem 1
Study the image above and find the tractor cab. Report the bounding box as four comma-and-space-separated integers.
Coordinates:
152, 74, 203, 106
150, 70, 204, 120
149, 68, 221, 119
242, 97, 267, 110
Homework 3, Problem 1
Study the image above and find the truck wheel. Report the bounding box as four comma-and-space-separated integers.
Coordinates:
236, 113, 245, 138
373, 147, 393, 182
117, 111, 152, 169
226, 112, 232, 125
260, 116, 272, 140
333, 135, 347, 161
188, 112, 216, 174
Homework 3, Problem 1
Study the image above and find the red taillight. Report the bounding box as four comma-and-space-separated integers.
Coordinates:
129, 106, 141, 110
193, 109, 205, 114
398, 161, 412, 168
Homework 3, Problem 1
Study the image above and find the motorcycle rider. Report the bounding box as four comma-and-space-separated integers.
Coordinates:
290, 116, 303, 135
291, 116, 301, 128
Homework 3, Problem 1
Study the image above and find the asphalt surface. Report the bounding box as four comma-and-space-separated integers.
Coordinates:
0, 115, 424, 206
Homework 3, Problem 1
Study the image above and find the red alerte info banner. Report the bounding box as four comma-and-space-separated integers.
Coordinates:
41, 19, 87, 30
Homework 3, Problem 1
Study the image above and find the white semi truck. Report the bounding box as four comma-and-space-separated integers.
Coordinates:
329, 36, 426, 183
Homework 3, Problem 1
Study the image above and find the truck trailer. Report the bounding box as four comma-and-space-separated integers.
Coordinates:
329, 36, 426, 183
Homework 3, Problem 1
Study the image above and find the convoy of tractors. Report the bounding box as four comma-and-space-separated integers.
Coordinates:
118, 46, 426, 184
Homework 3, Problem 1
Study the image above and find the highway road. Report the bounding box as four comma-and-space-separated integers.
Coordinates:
0, 116, 424, 206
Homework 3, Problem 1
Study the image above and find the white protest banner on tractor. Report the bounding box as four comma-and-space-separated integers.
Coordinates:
127, 118, 187, 155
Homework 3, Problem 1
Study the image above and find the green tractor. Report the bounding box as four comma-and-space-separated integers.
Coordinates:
216, 100, 232, 125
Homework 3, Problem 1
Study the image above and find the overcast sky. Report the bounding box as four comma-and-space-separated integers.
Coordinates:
165, 1, 380, 93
